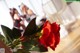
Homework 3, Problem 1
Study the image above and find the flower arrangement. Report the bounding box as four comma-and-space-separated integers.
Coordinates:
0, 18, 60, 53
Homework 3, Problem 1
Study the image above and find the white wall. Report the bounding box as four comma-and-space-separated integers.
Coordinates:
43, 1, 57, 15
52, 0, 63, 11
69, 2, 80, 19
5, 0, 46, 16
61, 6, 76, 25
5, 0, 32, 15
0, 0, 13, 34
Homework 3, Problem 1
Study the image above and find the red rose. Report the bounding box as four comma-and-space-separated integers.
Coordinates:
39, 21, 60, 50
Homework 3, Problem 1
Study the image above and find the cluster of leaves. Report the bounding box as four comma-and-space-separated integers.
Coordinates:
0, 18, 47, 53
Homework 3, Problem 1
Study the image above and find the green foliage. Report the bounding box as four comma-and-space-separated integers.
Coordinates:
39, 45, 48, 52
0, 34, 6, 43
1, 25, 13, 43
8, 39, 21, 49
23, 18, 43, 38
1, 25, 21, 50
23, 18, 37, 37
12, 28, 21, 39
14, 49, 30, 53
22, 39, 39, 51
1, 18, 45, 53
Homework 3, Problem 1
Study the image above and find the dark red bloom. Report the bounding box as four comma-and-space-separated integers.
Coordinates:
39, 21, 60, 50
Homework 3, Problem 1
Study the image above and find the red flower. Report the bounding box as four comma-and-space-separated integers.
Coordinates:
39, 21, 60, 50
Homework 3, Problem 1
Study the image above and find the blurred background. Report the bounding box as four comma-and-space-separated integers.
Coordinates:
0, 0, 80, 53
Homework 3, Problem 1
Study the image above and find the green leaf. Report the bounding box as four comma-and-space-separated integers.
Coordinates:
8, 39, 21, 49
1, 25, 13, 43
12, 28, 21, 39
23, 18, 37, 37
0, 34, 6, 43
21, 39, 39, 51
37, 25, 43, 32
23, 18, 43, 37
16, 49, 30, 53
39, 45, 48, 52
22, 39, 48, 52
0, 34, 4, 40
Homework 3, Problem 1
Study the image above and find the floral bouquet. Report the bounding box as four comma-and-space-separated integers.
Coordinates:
0, 18, 60, 53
